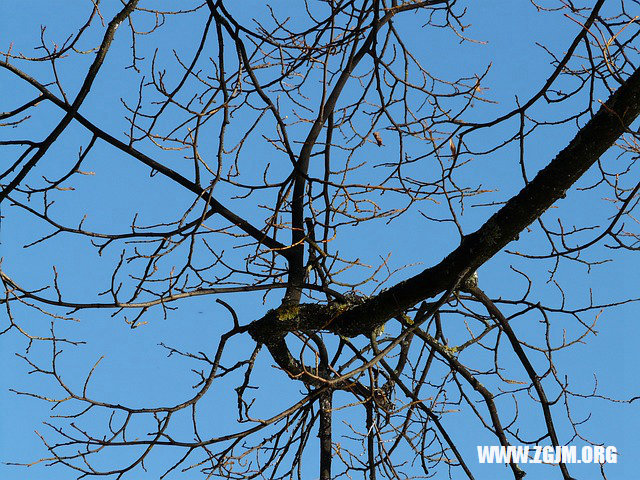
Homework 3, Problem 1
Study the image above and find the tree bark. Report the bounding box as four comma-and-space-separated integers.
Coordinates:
249, 65, 640, 340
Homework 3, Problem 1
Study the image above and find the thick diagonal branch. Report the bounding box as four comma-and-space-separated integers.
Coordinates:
250, 65, 640, 338
328, 65, 640, 337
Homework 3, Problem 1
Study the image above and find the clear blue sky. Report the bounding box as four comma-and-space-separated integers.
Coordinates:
1, 2, 638, 479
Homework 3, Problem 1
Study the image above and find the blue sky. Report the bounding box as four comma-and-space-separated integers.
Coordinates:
1, 1, 638, 479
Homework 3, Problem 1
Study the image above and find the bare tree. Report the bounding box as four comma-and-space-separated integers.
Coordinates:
1, 1, 639, 479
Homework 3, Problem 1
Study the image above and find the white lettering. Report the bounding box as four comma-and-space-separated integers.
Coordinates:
532, 445, 543, 463
582, 445, 593, 463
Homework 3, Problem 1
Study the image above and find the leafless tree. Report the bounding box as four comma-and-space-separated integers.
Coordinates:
1, 1, 639, 479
